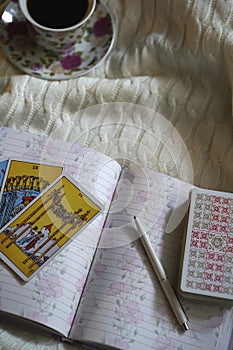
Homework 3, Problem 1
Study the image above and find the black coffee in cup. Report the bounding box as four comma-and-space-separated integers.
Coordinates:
27, 0, 89, 29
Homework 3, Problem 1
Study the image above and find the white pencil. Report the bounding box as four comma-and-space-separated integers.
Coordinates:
134, 216, 189, 331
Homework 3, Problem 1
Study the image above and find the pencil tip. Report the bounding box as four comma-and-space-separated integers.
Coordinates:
134, 216, 136, 220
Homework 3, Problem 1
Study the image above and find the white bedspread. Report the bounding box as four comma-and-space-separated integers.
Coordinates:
0, 0, 233, 349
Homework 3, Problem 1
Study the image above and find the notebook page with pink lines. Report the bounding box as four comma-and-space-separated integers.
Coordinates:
0, 126, 122, 337
70, 163, 233, 350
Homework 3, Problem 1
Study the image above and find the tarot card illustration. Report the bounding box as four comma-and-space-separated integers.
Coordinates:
0, 174, 102, 281
0, 158, 63, 229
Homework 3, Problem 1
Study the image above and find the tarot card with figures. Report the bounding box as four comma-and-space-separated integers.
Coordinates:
0, 158, 63, 229
0, 174, 103, 281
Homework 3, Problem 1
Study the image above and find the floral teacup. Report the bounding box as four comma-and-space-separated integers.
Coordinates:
18, 0, 96, 55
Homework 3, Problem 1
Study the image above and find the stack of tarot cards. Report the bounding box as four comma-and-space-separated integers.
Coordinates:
0, 157, 102, 281
179, 187, 233, 303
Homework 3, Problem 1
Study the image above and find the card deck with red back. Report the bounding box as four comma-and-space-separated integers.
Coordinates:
180, 188, 233, 302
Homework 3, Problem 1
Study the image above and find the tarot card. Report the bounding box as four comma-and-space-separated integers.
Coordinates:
0, 158, 9, 189
0, 174, 103, 281
180, 187, 233, 301
0, 158, 63, 228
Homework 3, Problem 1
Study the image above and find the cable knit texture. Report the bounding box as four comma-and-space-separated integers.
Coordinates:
0, 0, 233, 348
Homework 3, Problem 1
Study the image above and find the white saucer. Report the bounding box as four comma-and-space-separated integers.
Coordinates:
0, 0, 115, 80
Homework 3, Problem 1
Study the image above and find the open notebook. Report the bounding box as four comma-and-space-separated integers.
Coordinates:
0, 126, 232, 350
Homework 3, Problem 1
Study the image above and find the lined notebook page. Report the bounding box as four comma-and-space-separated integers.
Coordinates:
0, 127, 121, 336
71, 165, 232, 350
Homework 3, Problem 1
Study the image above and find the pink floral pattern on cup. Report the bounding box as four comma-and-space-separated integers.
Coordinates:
60, 54, 82, 70
94, 16, 112, 37
18, 0, 96, 55
0, 0, 114, 80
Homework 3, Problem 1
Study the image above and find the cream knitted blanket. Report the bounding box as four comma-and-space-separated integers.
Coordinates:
0, 0, 233, 349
